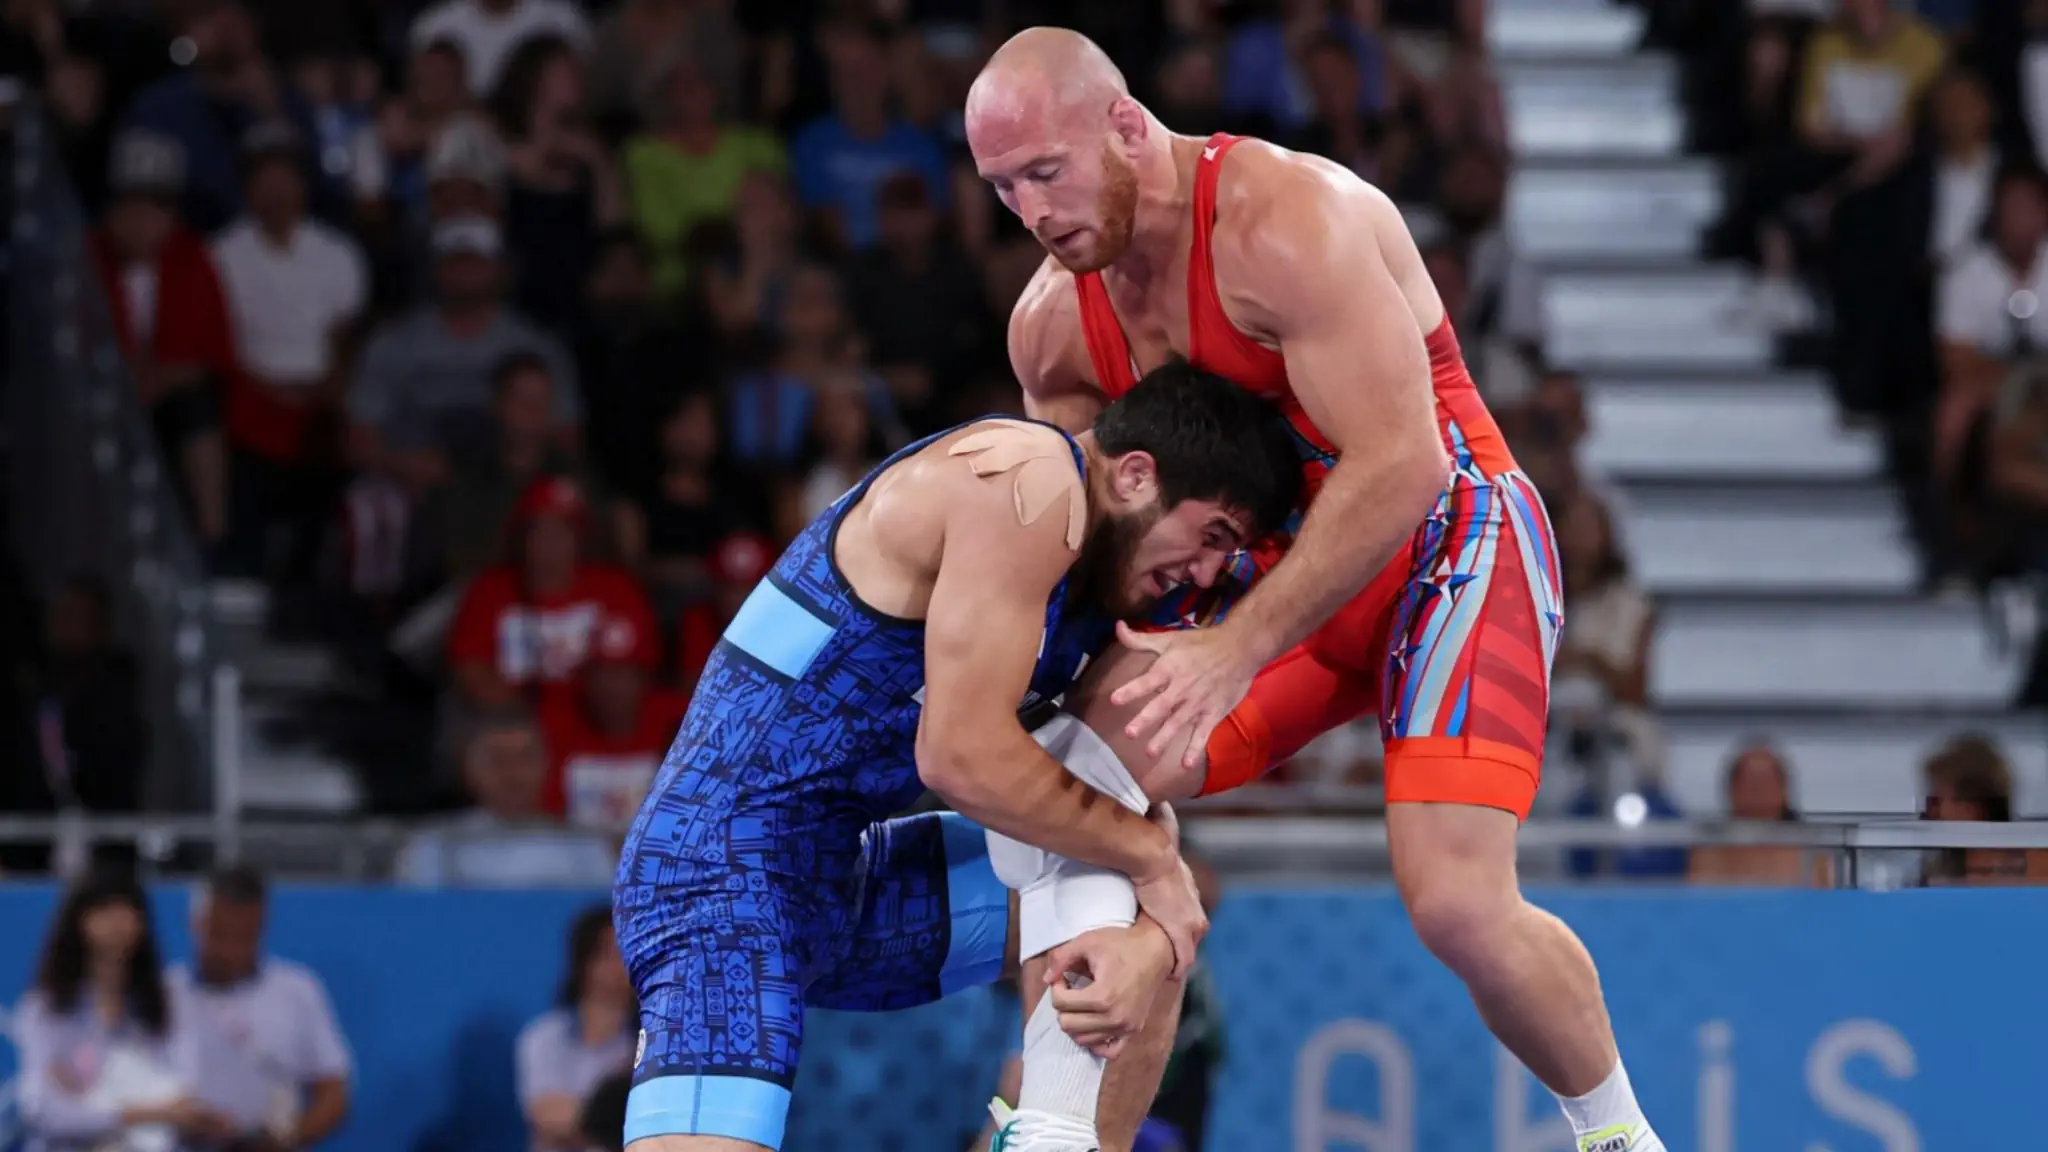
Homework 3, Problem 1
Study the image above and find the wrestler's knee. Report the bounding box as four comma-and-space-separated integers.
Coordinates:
1387, 801, 1523, 972
1064, 646, 1207, 801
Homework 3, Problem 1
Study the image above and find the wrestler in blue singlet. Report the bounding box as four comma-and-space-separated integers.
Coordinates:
613, 421, 1109, 1150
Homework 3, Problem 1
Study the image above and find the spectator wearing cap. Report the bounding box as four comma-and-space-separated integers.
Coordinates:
395, 707, 617, 887
89, 130, 238, 555
673, 531, 774, 692
447, 475, 657, 717
168, 866, 354, 1150
623, 45, 786, 300
122, 0, 339, 235
789, 20, 949, 251
845, 173, 993, 433
515, 905, 635, 1152
210, 122, 370, 581
348, 212, 578, 495
537, 612, 684, 831
409, 0, 592, 98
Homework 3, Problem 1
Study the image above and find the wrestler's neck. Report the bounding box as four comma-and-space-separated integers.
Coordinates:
1104, 134, 1209, 287
1076, 434, 1119, 526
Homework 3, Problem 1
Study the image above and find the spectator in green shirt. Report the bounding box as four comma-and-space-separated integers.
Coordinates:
624, 47, 784, 298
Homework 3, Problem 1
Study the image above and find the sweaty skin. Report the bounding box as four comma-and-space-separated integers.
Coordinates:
950, 424, 1089, 552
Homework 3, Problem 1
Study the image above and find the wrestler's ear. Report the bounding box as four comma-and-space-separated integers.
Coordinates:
1108, 449, 1159, 505
1109, 95, 1146, 148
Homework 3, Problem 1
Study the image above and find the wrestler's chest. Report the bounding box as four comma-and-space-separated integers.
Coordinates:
1099, 281, 1193, 376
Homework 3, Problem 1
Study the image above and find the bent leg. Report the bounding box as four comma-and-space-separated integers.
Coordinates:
1017, 950, 1185, 1152
982, 717, 1181, 1151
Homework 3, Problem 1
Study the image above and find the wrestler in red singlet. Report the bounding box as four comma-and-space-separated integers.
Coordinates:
1074, 134, 1562, 820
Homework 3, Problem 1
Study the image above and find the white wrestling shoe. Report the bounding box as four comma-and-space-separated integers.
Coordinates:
987, 1098, 1100, 1151
1577, 1125, 1666, 1152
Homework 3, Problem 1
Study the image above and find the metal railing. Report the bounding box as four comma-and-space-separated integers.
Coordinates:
0, 812, 2042, 889
4, 97, 216, 810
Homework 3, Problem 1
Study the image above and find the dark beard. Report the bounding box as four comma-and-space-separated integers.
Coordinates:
1070, 506, 1153, 618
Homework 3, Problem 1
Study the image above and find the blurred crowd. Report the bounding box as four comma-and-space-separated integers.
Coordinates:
0, 0, 2040, 887
0, 0, 1536, 862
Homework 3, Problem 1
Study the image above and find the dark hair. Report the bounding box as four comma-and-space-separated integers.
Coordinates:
489, 35, 580, 141
492, 351, 554, 397
35, 868, 171, 1036
1724, 742, 1797, 822
1564, 492, 1629, 589
205, 862, 268, 905
1091, 360, 1304, 537
556, 903, 617, 1007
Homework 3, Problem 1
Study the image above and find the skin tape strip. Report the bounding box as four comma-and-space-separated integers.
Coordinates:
949, 423, 1088, 552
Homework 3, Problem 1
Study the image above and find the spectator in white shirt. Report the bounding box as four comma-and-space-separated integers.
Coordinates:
1924, 70, 1999, 273
212, 122, 370, 581
1935, 167, 2048, 482
516, 905, 635, 1152
169, 865, 353, 1151
15, 870, 232, 1152
409, 0, 592, 97
396, 708, 617, 887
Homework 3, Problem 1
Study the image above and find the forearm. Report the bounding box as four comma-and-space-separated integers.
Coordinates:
1225, 448, 1445, 665
291, 1079, 348, 1147
922, 730, 1171, 879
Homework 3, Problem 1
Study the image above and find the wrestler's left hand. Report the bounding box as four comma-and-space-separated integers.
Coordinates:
1109, 621, 1261, 769
1044, 921, 1177, 1059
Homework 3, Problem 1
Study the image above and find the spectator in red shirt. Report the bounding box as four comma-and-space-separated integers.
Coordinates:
90, 130, 237, 554
538, 611, 685, 830
447, 475, 654, 716
672, 530, 774, 692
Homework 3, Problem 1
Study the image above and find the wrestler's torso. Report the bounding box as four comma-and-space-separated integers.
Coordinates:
622, 420, 1111, 877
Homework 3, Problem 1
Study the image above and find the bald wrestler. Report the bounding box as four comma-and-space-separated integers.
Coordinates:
962, 27, 1667, 1152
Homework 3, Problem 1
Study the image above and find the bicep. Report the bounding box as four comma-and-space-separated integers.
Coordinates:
1275, 227, 1435, 456
921, 538, 1054, 748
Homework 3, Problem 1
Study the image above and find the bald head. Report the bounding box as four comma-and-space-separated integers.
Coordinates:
968, 27, 1129, 131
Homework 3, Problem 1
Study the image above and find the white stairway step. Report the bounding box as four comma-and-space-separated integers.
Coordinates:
234, 642, 343, 695
1542, 267, 1805, 371
1490, 0, 1645, 59
1620, 485, 1916, 595
1581, 374, 1883, 482
1508, 159, 1721, 261
1651, 599, 2019, 710
1501, 57, 1682, 159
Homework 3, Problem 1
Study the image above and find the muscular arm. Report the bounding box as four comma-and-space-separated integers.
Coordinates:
1009, 257, 1107, 431
915, 429, 1173, 880
1213, 159, 1451, 665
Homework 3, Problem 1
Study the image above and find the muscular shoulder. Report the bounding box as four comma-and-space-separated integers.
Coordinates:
1207, 140, 1406, 333
943, 419, 1088, 555
1007, 257, 1092, 397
